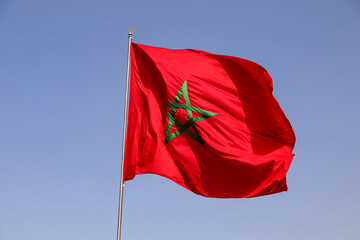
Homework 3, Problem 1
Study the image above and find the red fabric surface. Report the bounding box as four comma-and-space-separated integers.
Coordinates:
124, 42, 295, 198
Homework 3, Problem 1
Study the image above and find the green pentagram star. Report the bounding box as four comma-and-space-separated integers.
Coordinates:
165, 81, 218, 147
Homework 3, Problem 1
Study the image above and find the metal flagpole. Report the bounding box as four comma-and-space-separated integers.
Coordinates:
116, 26, 133, 240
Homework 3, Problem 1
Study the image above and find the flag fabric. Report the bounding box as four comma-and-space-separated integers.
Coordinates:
124, 42, 295, 198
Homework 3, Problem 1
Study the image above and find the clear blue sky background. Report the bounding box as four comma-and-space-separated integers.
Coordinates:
1, 1, 360, 239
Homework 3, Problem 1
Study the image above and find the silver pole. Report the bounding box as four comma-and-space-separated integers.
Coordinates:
117, 26, 133, 240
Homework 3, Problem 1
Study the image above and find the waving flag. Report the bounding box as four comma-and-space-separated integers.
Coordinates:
124, 42, 295, 198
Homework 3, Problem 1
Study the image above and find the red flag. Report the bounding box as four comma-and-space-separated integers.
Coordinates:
124, 42, 295, 198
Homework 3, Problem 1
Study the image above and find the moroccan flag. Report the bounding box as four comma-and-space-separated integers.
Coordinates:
124, 42, 295, 198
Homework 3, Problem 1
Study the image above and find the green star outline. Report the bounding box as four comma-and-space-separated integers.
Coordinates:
165, 81, 218, 147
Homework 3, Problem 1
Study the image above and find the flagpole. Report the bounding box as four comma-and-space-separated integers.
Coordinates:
116, 26, 133, 240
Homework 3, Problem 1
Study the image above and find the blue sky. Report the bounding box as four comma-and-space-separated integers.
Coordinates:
1, 1, 360, 239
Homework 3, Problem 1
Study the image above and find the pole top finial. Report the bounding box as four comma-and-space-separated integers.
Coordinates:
127, 26, 134, 37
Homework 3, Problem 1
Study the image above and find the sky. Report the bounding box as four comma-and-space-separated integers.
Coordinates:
1, 0, 360, 240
